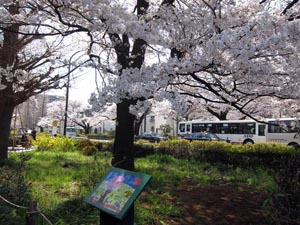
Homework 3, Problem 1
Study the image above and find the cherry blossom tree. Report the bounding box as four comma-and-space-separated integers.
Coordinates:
68, 101, 116, 134
38, 99, 116, 135
2, 0, 299, 163
0, 1, 89, 159
22, 0, 300, 167
2, 1, 300, 224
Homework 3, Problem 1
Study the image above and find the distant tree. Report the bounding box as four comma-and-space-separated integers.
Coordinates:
38, 100, 116, 135
159, 124, 172, 137
68, 102, 116, 135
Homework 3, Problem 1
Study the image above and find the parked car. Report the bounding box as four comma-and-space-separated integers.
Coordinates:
182, 132, 230, 143
134, 133, 168, 143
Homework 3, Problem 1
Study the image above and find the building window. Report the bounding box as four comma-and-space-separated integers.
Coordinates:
151, 126, 155, 132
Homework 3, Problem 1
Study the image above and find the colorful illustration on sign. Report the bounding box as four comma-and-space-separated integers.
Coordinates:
87, 171, 143, 213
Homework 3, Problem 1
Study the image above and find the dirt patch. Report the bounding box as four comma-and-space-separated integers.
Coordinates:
163, 180, 271, 225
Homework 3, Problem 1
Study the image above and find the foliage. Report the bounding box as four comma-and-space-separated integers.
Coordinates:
158, 124, 172, 137
19, 151, 110, 224
0, 154, 31, 205
7, 150, 276, 225
140, 140, 300, 224
101, 130, 116, 139
74, 139, 94, 150
101, 141, 114, 152
86, 133, 100, 139
94, 142, 103, 152
156, 140, 299, 169
134, 142, 155, 158
34, 136, 76, 152
81, 145, 98, 156
0, 205, 25, 225
0, 154, 31, 225
268, 153, 300, 224
158, 139, 192, 158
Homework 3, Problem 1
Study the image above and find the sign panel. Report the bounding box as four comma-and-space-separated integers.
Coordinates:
84, 167, 151, 220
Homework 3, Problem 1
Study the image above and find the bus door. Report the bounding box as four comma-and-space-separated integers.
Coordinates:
256, 124, 266, 142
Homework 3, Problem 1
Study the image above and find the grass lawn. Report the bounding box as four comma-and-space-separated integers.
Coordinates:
5, 150, 277, 225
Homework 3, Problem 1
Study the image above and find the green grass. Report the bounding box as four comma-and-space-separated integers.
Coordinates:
4, 151, 278, 225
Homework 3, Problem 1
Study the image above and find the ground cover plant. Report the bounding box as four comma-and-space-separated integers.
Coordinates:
1, 141, 282, 225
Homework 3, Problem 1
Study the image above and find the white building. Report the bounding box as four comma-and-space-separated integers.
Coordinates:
139, 113, 177, 137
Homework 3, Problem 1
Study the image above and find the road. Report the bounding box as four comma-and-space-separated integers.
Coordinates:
8, 146, 36, 153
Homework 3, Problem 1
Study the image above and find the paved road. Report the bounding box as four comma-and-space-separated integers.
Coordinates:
8, 146, 36, 153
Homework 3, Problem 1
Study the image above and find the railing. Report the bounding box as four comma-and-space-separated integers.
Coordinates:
0, 194, 53, 225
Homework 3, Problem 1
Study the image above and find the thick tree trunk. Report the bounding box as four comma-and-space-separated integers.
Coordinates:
0, 100, 15, 160
112, 100, 135, 170
100, 1, 149, 223
100, 100, 135, 225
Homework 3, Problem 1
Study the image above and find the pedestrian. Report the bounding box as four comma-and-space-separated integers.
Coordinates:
31, 129, 37, 141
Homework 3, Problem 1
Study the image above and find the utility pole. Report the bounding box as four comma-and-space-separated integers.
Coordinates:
63, 71, 70, 136
63, 51, 81, 136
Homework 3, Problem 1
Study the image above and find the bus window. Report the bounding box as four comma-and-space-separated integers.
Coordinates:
221, 123, 229, 134
192, 123, 204, 132
258, 125, 265, 136
186, 124, 191, 132
179, 124, 186, 133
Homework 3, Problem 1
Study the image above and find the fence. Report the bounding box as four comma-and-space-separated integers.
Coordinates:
0, 194, 53, 225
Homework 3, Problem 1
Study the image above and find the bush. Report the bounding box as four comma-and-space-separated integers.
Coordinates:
34, 136, 56, 151
0, 155, 31, 206
75, 139, 94, 151
35, 136, 76, 152
134, 142, 155, 157
101, 141, 114, 152
157, 139, 192, 158
86, 134, 100, 139
94, 142, 103, 151
101, 131, 115, 139
82, 145, 98, 156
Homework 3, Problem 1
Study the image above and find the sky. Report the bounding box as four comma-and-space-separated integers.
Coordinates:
49, 68, 97, 106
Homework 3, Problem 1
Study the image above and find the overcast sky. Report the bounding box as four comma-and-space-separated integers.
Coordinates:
49, 68, 97, 106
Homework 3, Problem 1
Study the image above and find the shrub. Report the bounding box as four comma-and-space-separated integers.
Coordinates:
157, 139, 192, 159
94, 142, 103, 151
134, 143, 155, 157
82, 145, 98, 156
0, 155, 31, 206
190, 141, 232, 164
34, 136, 56, 151
101, 131, 115, 139
75, 139, 94, 151
86, 134, 100, 139
101, 141, 114, 152
35, 136, 76, 152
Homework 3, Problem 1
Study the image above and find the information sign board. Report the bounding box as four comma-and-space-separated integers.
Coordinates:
84, 167, 151, 220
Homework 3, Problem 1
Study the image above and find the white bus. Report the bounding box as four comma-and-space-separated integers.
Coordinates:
178, 118, 300, 147
66, 127, 77, 138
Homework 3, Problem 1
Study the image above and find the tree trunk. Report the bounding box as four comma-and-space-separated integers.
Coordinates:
112, 99, 135, 170
134, 108, 149, 136
100, 100, 135, 225
0, 100, 15, 160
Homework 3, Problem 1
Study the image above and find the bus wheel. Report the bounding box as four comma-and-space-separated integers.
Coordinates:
243, 139, 254, 145
288, 142, 299, 149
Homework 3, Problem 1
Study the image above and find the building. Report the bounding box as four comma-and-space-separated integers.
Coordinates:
11, 93, 65, 132
139, 113, 177, 137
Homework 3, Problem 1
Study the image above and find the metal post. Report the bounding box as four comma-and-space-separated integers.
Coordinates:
63, 51, 81, 136
63, 72, 70, 136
